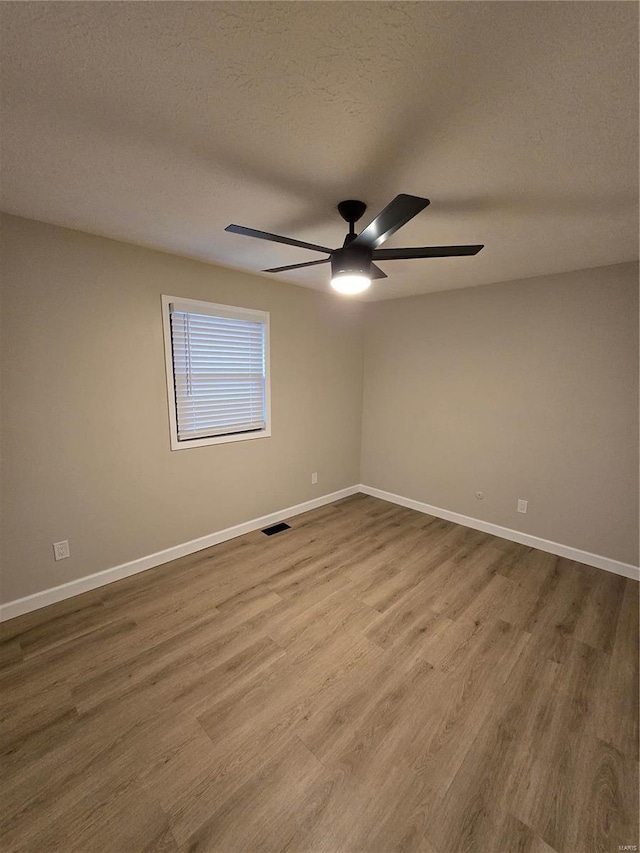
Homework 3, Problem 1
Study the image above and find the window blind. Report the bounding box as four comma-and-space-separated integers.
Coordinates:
169, 306, 266, 442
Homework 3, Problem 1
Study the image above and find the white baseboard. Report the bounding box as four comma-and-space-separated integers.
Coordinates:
359, 484, 640, 582
3, 482, 637, 622
0, 485, 360, 622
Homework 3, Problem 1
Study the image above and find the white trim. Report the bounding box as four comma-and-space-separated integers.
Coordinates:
0, 486, 359, 622
167, 298, 268, 323
160, 295, 272, 451
359, 484, 640, 582
3, 482, 637, 623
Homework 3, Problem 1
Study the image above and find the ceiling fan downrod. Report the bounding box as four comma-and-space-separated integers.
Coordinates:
337, 199, 367, 245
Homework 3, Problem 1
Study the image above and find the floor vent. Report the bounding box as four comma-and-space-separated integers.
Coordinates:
262, 522, 291, 536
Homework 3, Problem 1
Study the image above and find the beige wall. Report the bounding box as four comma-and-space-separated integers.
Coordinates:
1, 217, 638, 606
362, 262, 639, 566
0, 215, 364, 603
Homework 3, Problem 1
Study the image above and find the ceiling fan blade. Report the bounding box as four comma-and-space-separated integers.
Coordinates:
352, 194, 430, 249
373, 244, 484, 260
226, 224, 333, 255
263, 258, 331, 273
370, 263, 388, 280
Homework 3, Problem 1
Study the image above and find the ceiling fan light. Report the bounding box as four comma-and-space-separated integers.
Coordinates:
330, 245, 372, 294
330, 273, 371, 295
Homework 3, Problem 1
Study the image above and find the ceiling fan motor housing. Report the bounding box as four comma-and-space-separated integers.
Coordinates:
331, 245, 373, 279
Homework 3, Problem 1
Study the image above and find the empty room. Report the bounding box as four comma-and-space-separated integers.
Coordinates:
1, 2, 638, 852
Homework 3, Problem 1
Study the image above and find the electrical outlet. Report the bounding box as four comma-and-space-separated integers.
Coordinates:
311, 472, 318, 485
517, 499, 528, 514
53, 540, 70, 560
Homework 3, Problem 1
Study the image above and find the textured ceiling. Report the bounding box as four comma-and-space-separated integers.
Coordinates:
1, 2, 638, 300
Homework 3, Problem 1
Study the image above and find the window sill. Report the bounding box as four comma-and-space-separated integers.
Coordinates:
169, 428, 272, 451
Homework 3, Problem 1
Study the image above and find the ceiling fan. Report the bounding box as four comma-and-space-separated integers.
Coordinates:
225, 194, 484, 295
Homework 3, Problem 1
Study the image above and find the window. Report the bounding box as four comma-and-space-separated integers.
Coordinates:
161, 296, 270, 449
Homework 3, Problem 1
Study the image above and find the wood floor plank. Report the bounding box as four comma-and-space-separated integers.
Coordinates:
574, 737, 640, 853
0, 639, 22, 670
170, 735, 326, 851
597, 578, 640, 758
424, 640, 562, 853
364, 582, 453, 656
508, 638, 615, 850
572, 567, 626, 653
0, 587, 107, 643
1, 494, 637, 852
19, 778, 175, 853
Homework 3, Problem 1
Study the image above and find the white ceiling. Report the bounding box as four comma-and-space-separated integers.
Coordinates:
1, 2, 638, 301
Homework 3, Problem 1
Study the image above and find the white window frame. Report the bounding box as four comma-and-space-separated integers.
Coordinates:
161, 295, 271, 450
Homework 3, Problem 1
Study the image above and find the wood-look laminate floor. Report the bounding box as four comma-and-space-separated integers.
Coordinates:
1, 494, 638, 853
